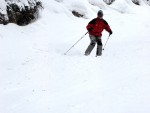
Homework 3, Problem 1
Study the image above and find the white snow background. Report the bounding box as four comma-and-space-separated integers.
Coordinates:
0, 0, 150, 113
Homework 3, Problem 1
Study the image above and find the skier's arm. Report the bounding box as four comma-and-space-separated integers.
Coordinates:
103, 19, 113, 35
86, 18, 96, 31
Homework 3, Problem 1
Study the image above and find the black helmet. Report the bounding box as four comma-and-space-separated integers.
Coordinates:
97, 10, 103, 17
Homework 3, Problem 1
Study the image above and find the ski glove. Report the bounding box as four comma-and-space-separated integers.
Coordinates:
109, 30, 113, 36
88, 28, 93, 32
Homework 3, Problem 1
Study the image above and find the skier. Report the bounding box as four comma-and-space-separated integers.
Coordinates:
85, 10, 112, 56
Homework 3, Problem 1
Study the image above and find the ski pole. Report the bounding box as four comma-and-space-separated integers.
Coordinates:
102, 35, 110, 50
64, 32, 88, 55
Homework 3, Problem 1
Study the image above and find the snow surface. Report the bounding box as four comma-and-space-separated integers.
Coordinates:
0, 0, 7, 14
0, 0, 41, 14
0, 0, 150, 113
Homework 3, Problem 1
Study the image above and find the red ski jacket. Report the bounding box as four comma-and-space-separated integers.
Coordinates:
86, 17, 112, 37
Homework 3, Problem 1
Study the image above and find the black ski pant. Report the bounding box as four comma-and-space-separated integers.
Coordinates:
85, 35, 102, 56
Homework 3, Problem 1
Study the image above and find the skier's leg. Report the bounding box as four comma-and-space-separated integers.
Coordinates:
85, 35, 96, 56
96, 36, 103, 56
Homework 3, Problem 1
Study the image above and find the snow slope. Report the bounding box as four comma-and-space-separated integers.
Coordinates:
0, 0, 150, 113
